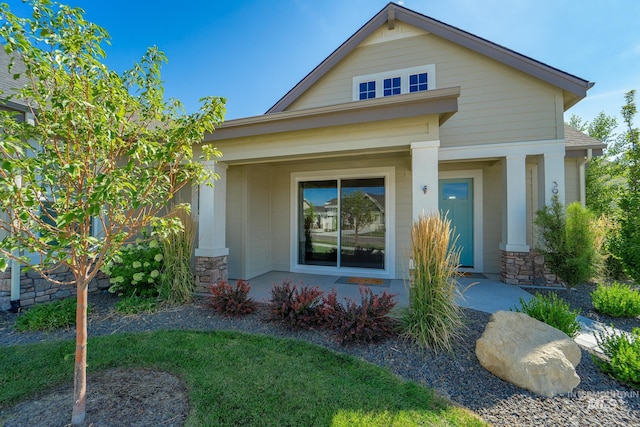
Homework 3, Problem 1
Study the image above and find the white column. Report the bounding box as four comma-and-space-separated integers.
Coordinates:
410, 140, 440, 219
195, 161, 229, 258
500, 155, 529, 252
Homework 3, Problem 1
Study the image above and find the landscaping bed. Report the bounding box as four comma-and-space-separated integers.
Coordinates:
1, 288, 639, 427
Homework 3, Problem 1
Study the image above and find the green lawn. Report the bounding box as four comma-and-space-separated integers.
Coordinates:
0, 330, 486, 426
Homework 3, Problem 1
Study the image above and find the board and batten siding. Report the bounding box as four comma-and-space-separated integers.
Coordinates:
286, 22, 563, 148
564, 158, 581, 205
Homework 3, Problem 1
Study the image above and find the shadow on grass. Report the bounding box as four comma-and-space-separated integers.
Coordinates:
0, 330, 486, 426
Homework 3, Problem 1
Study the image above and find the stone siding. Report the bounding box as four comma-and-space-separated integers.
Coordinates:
0, 265, 110, 311
500, 250, 562, 287
194, 255, 228, 295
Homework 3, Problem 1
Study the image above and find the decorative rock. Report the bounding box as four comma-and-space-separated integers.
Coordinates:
476, 310, 581, 397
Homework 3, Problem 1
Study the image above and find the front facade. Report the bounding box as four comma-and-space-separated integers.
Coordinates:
192, 3, 602, 288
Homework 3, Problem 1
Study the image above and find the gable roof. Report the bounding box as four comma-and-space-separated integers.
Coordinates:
267, 2, 593, 114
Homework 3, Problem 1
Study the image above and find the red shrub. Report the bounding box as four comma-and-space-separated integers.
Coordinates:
209, 279, 257, 316
268, 280, 323, 329
333, 285, 399, 344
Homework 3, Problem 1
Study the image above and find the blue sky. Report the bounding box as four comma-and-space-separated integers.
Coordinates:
7, 0, 640, 130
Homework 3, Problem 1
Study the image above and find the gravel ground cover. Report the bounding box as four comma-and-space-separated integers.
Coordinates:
1, 288, 639, 427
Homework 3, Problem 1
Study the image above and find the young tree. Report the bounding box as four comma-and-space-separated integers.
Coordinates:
0, 2, 224, 425
617, 90, 640, 280
535, 195, 602, 291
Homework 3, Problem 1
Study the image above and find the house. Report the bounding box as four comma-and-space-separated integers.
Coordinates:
191, 2, 605, 290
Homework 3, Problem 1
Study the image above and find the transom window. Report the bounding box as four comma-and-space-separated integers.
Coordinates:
409, 73, 428, 92
383, 77, 401, 96
352, 64, 435, 101
358, 81, 376, 100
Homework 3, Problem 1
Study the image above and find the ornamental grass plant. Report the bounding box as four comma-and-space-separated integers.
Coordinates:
402, 213, 465, 353
158, 208, 197, 305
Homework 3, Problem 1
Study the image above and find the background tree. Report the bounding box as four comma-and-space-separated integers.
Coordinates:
0, 1, 224, 425
568, 112, 620, 216
341, 190, 377, 249
568, 91, 640, 279
616, 90, 640, 280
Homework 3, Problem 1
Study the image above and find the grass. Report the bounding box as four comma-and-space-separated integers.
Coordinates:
0, 330, 486, 426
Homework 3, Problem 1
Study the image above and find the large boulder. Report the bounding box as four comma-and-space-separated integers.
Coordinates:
475, 310, 581, 397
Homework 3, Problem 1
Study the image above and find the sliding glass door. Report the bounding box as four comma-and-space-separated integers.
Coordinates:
298, 177, 385, 270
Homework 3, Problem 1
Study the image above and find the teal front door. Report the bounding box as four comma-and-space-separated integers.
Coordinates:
439, 178, 474, 267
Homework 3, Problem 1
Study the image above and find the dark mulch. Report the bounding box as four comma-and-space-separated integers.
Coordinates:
1, 288, 639, 427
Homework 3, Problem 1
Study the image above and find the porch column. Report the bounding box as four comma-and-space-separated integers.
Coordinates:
500, 155, 529, 252
411, 140, 440, 219
194, 161, 228, 292
538, 152, 566, 207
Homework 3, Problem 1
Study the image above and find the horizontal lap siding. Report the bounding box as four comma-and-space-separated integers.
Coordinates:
286, 28, 561, 147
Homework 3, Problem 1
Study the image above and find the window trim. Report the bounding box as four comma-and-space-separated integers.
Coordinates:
352, 64, 436, 101
290, 167, 396, 279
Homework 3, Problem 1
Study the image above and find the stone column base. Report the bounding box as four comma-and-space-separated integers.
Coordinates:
500, 250, 562, 286
194, 255, 228, 294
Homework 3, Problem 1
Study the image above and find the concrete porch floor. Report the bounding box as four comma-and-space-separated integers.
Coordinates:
240, 270, 607, 352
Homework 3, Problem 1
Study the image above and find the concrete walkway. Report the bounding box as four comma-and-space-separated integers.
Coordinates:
243, 271, 613, 352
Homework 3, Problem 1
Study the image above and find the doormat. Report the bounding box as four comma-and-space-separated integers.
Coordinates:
459, 272, 487, 279
335, 276, 391, 287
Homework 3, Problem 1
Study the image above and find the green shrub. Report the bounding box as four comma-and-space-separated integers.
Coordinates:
15, 298, 85, 331
102, 237, 163, 297
534, 195, 603, 290
593, 327, 640, 389
401, 213, 465, 353
515, 292, 581, 337
592, 282, 640, 317
114, 295, 159, 315
158, 208, 196, 304
209, 279, 257, 316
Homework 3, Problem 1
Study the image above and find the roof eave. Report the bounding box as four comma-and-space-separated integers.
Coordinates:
207, 86, 460, 142
267, 2, 593, 114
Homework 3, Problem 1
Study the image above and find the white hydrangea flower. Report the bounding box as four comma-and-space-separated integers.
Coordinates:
154, 254, 163, 262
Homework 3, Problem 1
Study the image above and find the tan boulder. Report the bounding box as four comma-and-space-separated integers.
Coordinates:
476, 310, 581, 397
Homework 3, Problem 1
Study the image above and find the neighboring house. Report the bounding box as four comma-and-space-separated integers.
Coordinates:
192, 3, 605, 287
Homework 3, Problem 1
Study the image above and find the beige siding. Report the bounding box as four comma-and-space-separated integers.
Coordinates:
482, 162, 503, 273
226, 166, 246, 278
213, 115, 437, 164
287, 29, 562, 147
564, 158, 581, 205
226, 153, 412, 280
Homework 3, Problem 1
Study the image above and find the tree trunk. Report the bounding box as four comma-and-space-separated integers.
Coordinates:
71, 282, 88, 426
